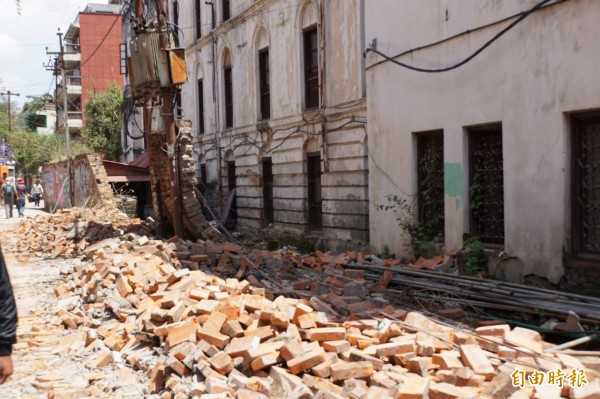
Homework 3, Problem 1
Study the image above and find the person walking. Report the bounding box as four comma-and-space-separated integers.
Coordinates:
15, 178, 27, 218
0, 246, 17, 384
30, 179, 43, 208
2, 178, 15, 218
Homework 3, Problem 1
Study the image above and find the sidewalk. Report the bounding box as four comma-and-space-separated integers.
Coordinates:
0, 200, 48, 231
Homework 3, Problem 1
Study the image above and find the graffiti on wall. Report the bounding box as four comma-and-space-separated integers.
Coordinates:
43, 170, 54, 204
73, 160, 92, 205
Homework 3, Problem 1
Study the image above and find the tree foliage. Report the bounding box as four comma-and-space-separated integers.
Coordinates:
5, 130, 88, 173
82, 83, 123, 161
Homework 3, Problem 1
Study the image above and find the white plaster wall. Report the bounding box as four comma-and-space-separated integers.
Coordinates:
366, 0, 600, 283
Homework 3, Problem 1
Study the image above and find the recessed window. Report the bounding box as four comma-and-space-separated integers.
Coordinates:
307, 153, 322, 230
468, 124, 504, 246
222, 0, 230, 22
263, 158, 273, 225
195, 0, 202, 39
303, 26, 319, 109
197, 79, 205, 134
416, 131, 445, 241
258, 48, 270, 120
173, 0, 180, 45
572, 111, 600, 258
227, 160, 237, 220
224, 65, 233, 128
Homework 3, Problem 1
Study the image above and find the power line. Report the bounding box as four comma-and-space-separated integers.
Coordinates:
79, 2, 129, 68
365, 0, 562, 73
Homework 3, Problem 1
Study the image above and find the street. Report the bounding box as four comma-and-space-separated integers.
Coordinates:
1, 203, 148, 398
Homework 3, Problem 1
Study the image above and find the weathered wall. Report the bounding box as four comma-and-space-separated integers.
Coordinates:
365, 0, 600, 283
175, 0, 369, 245
42, 153, 114, 211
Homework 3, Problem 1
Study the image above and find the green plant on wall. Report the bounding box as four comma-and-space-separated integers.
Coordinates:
376, 194, 442, 259
377, 143, 444, 259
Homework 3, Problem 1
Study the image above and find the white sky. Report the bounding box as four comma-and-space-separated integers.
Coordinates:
0, 0, 109, 106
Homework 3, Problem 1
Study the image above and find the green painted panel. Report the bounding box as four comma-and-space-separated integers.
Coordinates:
444, 163, 463, 209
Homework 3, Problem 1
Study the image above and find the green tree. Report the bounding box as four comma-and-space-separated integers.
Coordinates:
81, 83, 123, 161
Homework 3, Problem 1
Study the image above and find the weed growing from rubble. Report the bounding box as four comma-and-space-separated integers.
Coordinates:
463, 236, 488, 276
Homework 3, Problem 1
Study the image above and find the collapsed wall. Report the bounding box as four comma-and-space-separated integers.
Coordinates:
41, 153, 116, 211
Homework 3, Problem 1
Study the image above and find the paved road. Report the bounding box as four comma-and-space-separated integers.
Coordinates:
0, 200, 48, 231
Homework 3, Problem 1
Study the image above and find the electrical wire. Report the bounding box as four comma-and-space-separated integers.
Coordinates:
365, 0, 560, 73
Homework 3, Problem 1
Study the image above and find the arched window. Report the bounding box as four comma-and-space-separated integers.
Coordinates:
299, 2, 319, 109
223, 49, 233, 128
255, 27, 270, 121
196, 64, 205, 134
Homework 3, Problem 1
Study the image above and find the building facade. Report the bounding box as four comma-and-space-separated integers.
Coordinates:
173, 0, 369, 246
365, 0, 600, 285
57, 3, 123, 135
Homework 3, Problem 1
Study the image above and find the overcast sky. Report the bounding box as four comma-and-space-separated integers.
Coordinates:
0, 0, 109, 106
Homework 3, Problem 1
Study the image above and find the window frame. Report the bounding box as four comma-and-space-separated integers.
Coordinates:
197, 78, 205, 134
223, 65, 233, 129
303, 25, 319, 110
195, 0, 202, 39
222, 0, 231, 22
258, 47, 270, 121
468, 123, 505, 247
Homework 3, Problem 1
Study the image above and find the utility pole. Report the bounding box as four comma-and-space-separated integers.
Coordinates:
0, 90, 20, 132
45, 30, 73, 206
58, 30, 73, 205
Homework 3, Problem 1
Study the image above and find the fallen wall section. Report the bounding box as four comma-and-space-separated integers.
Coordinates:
42, 153, 116, 211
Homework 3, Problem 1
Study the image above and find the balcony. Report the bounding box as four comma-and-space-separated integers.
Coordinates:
57, 110, 83, 131
56, 76, 82, 100
62, 43, 81, 68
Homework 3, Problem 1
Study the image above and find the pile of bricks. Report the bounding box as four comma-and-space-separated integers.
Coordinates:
44, 232, 599, 399
11, 207, 154, 259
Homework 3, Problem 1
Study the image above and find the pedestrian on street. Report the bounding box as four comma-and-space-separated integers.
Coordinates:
30, 179, 43, 208
2, 178, 15, 218
0, 247, 17, 384
15, 178, 27, 218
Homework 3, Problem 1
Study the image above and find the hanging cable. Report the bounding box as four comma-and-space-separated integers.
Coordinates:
365, 0, 559, 73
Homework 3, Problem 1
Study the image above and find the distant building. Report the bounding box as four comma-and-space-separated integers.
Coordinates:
55, 2, 123, 136
26, 100, 57, 136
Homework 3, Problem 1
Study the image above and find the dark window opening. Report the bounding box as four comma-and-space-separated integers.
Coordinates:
195, 0, 202, 39
307, 153, 322, 230
469, 124, 504, 246
222, 0, 230, 22
227, 160, 237, 219
174, 92, 182, 118
173, 0, 180, 45
200, 164, 207, 186
224, 66, 233, 128
259, 48, 270, 120
417, 131, 445, 241
303, 26, 319, 109
263, 158, 274, 226
572, 111, 600, 259
197, 79, 205, 134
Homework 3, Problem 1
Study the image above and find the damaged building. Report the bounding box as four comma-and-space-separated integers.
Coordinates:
171, 0, 369, 248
